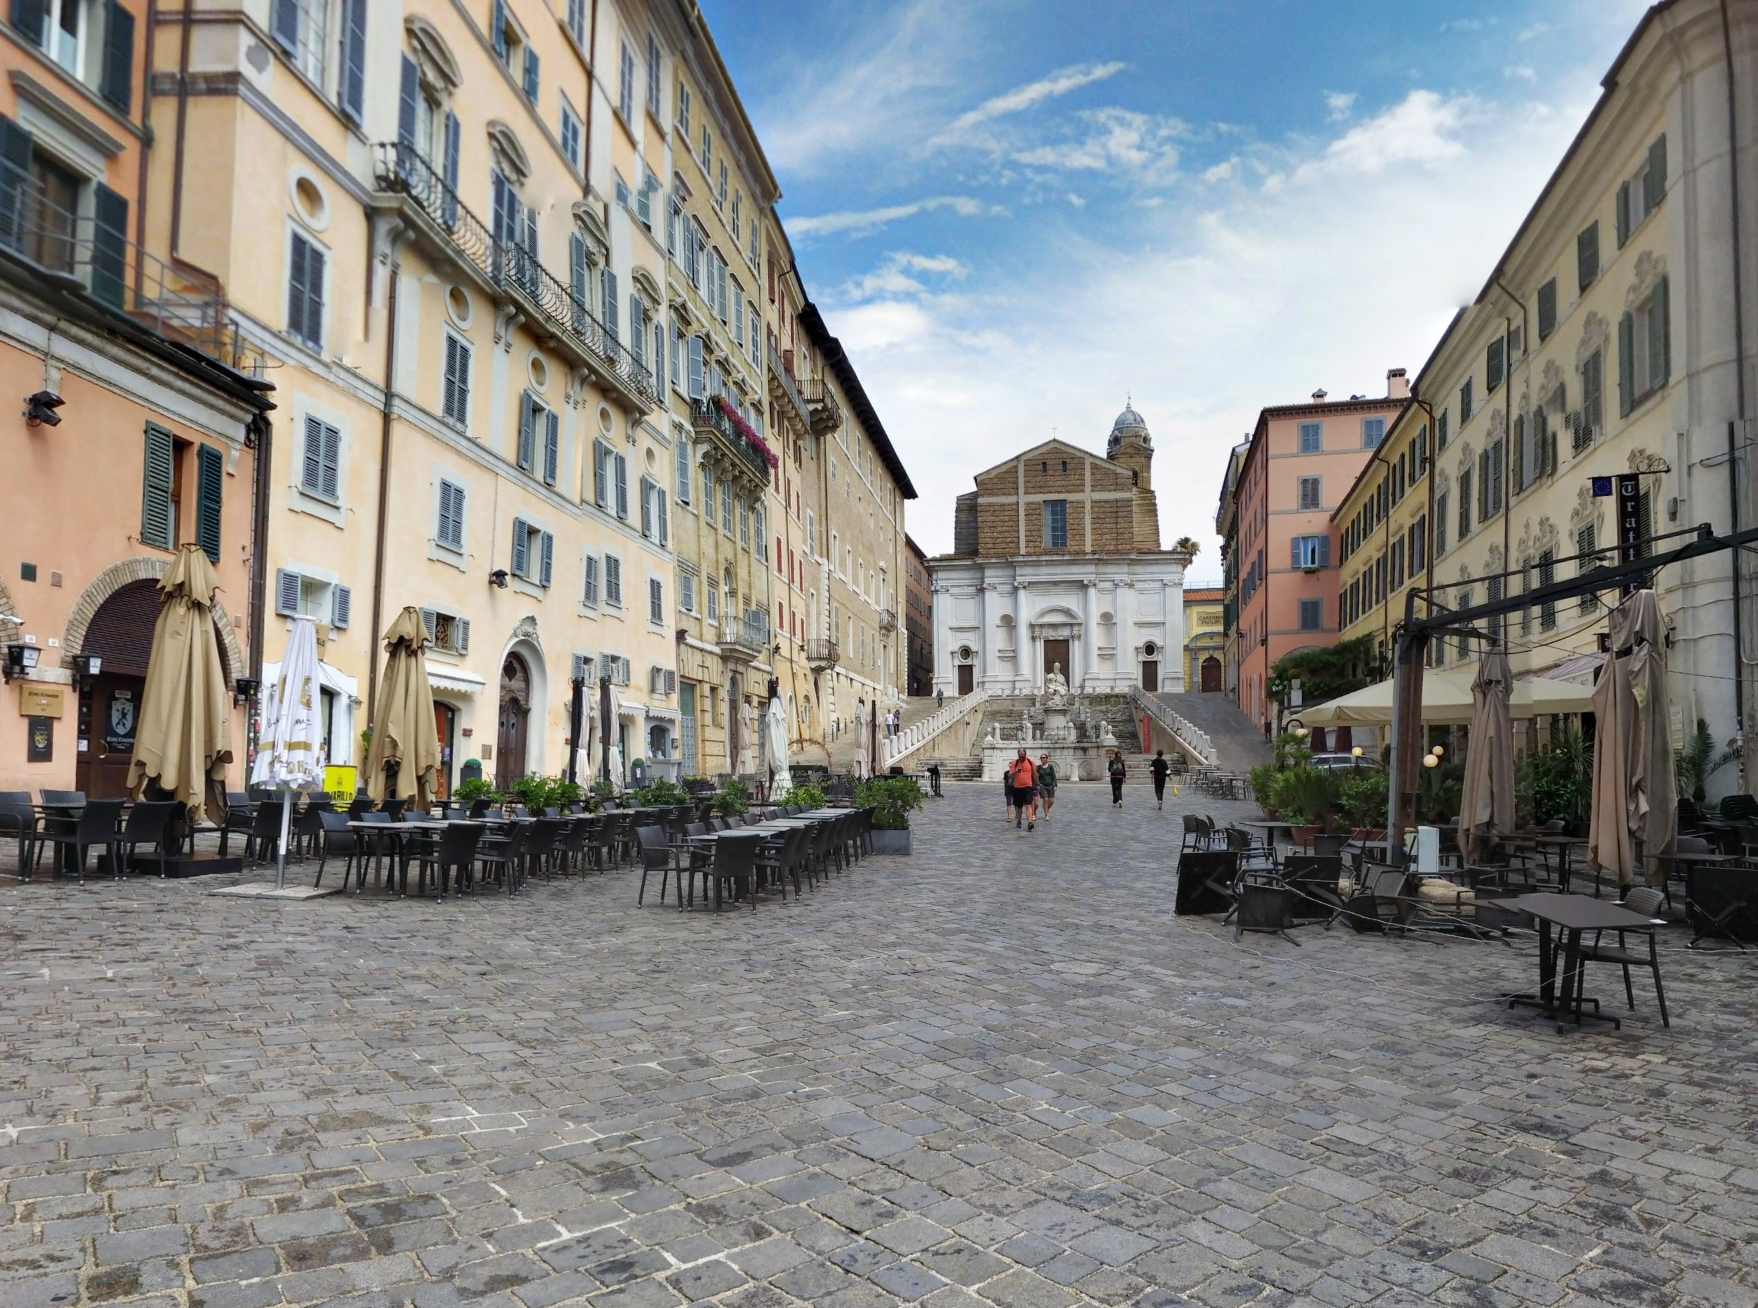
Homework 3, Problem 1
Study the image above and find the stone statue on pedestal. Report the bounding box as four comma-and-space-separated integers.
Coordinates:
1044, 661, 1069, 706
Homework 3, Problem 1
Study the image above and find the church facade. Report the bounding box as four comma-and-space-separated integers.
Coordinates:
929, 407, 1191, 697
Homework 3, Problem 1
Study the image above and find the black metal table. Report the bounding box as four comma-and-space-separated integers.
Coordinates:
1505, 892, 1663, 1031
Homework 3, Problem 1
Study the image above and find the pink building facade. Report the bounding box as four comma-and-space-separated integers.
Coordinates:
1229, 375, 1409, 732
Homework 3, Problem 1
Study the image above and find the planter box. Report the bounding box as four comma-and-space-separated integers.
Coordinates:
871, 829, 912, 855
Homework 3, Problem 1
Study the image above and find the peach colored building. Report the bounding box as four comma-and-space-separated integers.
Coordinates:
1228, 374, 1409, 732
2, 5, 273, 798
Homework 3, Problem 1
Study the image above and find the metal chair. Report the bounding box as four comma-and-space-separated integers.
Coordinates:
115, 801, 183, 878
1578, 885, 1670, 1026
314, 810, 363, 890
413, 823, 483, 900
706, 831, 762, 911
0, 791, 39, 876
34, 798, 125, 882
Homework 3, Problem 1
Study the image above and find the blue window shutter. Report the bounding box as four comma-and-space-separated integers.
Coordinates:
340, 0, 367, 122
570, 233, 587, 315
491, 0, 507, 60
518, 392, 535, 470
441, 112, 460, 225
275, 569, 301, 616
100, 1, 134, 112
10, 0, 45, 45
1318, 536, 1331, 567
458, 618, 470, 652
141, 424, 175, 550
543, 409, 559, 485
301, 415, 323, 492
540, 532, 554, 587
195, 444, 224, 563
90, 184, 129, 309
398, 55, 420, 149
602, 268, 618, 342
272, 0, 299, 52
320, 422, 340, 499
512, 517, 529, 576
523, 48, 540, 102
615, 453, 628, 519
331, 585, 351, 629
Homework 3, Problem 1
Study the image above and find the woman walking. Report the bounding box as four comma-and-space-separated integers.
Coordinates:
1036, 753, 1057, 822
1108, 750, 1127, 807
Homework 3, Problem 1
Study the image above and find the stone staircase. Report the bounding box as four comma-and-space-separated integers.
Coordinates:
1150, 691, 1272, 771
822, 697, 942, 772
975, 694, 1143, 754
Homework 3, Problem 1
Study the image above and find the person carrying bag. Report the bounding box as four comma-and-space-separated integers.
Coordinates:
1108, 750, 1127, 807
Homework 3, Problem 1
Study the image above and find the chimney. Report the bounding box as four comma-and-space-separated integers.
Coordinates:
1387, 368, 1410, 400
1311, 389, 1327, 403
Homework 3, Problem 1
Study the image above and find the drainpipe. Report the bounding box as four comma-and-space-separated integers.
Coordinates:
1722, 0, 1749, 780
132, 0, 158, 299
365, 237, 402, 728
1412, 395, 1439, 627
1494, 280, 1527, 639
169, 0, 194, 255
247, 411, 272, 684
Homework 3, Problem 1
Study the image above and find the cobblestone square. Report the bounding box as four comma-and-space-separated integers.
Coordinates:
2, 782, 1755, 1307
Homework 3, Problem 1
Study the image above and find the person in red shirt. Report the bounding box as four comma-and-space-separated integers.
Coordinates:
1008, 748, 1038, 830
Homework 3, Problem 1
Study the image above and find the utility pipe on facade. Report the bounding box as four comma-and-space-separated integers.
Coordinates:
365, 239, 402, 732
169, 0, 194, 255
132, 0, 158, 298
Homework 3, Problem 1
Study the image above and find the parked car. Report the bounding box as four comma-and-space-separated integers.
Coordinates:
1309, 752, 1383, 772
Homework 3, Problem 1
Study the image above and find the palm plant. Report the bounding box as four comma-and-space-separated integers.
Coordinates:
1173, 535, 1201, 555
1676, 718, 1740, 804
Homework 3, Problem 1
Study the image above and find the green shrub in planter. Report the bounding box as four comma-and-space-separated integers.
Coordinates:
454, 777, 501, 805
787, 783, 827, 810
1249, 763, 1279, 808
855, 776, 924, 830
1337, 770, 1389, 831
1269, 767, 1342, 829
713, 777, 751, 817
635, 779, 691, 806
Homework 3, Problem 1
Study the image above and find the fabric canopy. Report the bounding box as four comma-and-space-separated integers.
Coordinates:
1299, 667, 1596, 726
127, 544, 232, 826
1458, 652, 1516, 862
363, 607, 441, 807
1588, 590, 1676, 888
766, 693, 791, 796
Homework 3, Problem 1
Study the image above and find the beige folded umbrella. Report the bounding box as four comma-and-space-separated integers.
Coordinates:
1592, 590, 1676, 888
363, 607, 441, 808
1588, 598, 1644, 888
1458, 650, 1515, 863
128, 544, 233, 827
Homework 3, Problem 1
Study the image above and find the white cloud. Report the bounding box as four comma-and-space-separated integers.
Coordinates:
1011, 108, 1184, 183
839, 252, 969, 301
1504, 64, 1537, 82
787, 196, 988, 240
1203, 158, 1238, 184
930, 62, 1126, 147
1296, 90, 1474, 179
1325, 91, 1357, 121
821, 84, 1604, 559
1067, 192, 1087, 208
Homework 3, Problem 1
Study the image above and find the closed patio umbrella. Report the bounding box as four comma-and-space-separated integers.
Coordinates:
249, 616, 326, 888
766, 691, 791, 797
363, 607, 441, 809
1457, 650, 1515, 863
127, 544, 232, 828
1590, 590, 1675, 889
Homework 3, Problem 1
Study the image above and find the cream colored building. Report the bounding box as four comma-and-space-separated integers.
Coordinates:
131, 0, 910, 791
1336, 0, 1758, 783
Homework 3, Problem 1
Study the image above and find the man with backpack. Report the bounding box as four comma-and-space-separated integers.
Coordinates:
1108, 750, 1127, 807
1150, 749, 1171, 810
1008, 748, 1038, 830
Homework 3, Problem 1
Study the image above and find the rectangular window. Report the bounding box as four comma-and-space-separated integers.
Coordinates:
605, 555, 623, 606
646, 34, 662, 117
1487, 336, 1505, 392
436, 479, 465, 550
560, 101, 582, 169
1578, 220, 1599, 291
299, 414, 341, 501
1619, 276, 1670, 415
1437, 408, 1449, 450
649, 576, 664, 624
594, 440, 613, 510
1457, 468, 1472, 538
442, 334, 471, 428
676, 81, 690, 135
1460, 377, 1474, 423
680, 571, 695, 612
1362, 417, 1385, 449
615, 452, 628, 520
1297, 476, 1321, 511
1580, 349, 1604, 446
721, 479, 732, 533
618, 40, 634, 121
1291, 535, 1329, 569
1389, 538, 1404, 591
510, 519, 553, 586
1298, 421, 1322, 453
675, 436, 691, 504
1044, 499, 1068, 549
1538, 549, 1556, 631
522, 46, 540, 103
1434, 494, 1447, 555
1486, 576, 1504, 645
287, 231, 325, 350
738, 498, 750, 547
706, 581, 718, 622
1298, 598, 1322, 632
566, 0, 585, 44
1537, 277, 1557, 340
582, 554, 599, 606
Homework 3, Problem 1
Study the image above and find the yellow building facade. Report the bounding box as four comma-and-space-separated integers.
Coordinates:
1336, 0, 1758, 778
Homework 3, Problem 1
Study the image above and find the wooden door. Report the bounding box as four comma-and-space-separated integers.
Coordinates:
1201, 656, 1222, 693
1042, 639, 1070, 689
76, 674, 145, 799
433, 703, 456, 799
1141, 660, 1159, 693
495, 697, 527, 793
957, 663, 973, 695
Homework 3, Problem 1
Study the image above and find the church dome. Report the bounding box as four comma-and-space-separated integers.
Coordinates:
1108, 402, 1149, 454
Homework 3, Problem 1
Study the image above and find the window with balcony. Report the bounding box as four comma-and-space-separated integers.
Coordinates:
14, 0, 134, 109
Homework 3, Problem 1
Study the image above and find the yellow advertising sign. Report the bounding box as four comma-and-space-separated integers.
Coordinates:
17, 683, 64, 718
324, 765, 358, 803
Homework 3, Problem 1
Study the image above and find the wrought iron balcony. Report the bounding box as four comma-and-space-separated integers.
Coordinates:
690, 397, 773, 482
798, 376, 843, 436
719, 610, 770, 661
374, 143, 655, 410
765, 338, 809, 431
0, 163, 268, 376
805, 637, 839, 670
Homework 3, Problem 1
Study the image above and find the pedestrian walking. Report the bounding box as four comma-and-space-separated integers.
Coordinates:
1150, 749, 1170, 810
1108, 749, 1127, 807
1008, 748, 1038, 830
936, 688, 944, 710
1036, 754, 1057, 822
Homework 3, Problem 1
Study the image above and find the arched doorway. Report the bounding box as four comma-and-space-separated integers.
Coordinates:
1201, 655, 1222, 693
75, 579, 163, 798
496, 654, 531, 792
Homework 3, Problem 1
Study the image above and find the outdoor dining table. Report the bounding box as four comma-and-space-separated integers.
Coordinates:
1503, 892, 1665, 1032
1239, 818, 1296, 849
1517, 834, 1591, 893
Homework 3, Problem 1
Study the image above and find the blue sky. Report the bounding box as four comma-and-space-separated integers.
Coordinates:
700, 0, 1653, 577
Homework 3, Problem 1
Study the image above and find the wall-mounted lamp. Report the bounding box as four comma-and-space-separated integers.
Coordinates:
489, 569, 510, 589
72, 653, 102, 680
23, 390, 63, 427
233, 676, 259, 707
3, 643, 41, 681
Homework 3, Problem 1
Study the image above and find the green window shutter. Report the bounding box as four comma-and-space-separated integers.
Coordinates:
90, 184, 129, 309
1537, 278, 1556, 340
1647, 135, 1667, 210
1616, 180, 1631, 247
99, 1, 134, 112
0, 116, 35, 249
1649, 275, 1670, 391
1487, 337, 1504, 392
1618, 312, 1635, 417
141, 424, 175, 550
1577, 222, 1598, 291
195, 444, 223, 563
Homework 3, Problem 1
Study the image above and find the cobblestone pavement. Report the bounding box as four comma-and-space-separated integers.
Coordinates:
2, 782, 1756, 1308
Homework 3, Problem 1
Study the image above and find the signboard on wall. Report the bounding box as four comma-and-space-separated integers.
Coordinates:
17, 683, 64, 718
324, 765, 357, 803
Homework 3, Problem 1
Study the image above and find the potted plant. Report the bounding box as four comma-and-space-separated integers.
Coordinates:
855, 775, 923, 854
1337, 769, 1389, 838
1675, 718, 1739, 805
713, 776, 751, 817
454, 777, 500, 807
787, 782, 828, 810
1271, 766, 1343, 840
635, 778, 691, 807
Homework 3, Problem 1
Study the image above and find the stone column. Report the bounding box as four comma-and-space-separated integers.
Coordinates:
1082, 580, 1097, 692
979, 580, 994, 686
1162, 579, 1182, 692
1018, 581, 1034, 693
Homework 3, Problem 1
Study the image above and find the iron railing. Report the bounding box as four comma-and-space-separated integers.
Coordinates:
0, 164, 268, 375
690, 397, 772, 480
719, 610, 770, 654
805, 637, 839, 668
765, 337, 809, 428
881, 684, 991, 769
374, 142, 656, 408
798, 375, 843, 435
